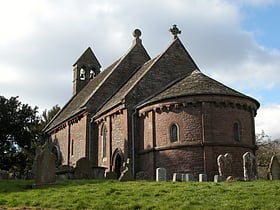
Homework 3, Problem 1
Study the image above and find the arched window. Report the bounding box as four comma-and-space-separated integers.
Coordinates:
89, 69, 95, 79
233, 122, 241, 141
80, 68, 86, 80
101, 124, 107, 158
170, 124, 179, 142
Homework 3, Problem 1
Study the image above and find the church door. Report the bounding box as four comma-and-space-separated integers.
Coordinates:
114, 154, 122, 178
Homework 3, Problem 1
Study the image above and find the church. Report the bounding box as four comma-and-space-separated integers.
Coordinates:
44, 25, 260, 180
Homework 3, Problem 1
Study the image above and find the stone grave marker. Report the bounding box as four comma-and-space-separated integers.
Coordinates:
74, 157, 94, 179
268, 155, 280, 180
217, 153, 232, 178
33, 145, 56, 187
172, 173, 183, 182
243, 151, 257, 181
119, 158, 134, 181
156, 168, 167, 181
105, 171, 117, 180
214, 175, 223, 183
185, 173, 194, 182
199, 173, 207, 182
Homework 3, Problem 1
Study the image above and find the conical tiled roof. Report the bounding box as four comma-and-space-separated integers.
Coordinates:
139, 69, 260, 108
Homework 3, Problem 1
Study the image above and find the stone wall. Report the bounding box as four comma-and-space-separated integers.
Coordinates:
137, 95, 257, 180
50, 114, 88, 167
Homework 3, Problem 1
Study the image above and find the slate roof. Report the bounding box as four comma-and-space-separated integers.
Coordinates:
73, 47, 101, 68
139, 69, 260, 108
45, 38, 150, 132
95, 38, 198, 117
44, 59, 120, 131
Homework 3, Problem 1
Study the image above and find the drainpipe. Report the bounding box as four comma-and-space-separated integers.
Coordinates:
131, 109, 137, 177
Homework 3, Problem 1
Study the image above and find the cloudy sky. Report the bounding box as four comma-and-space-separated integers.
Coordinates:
0, 0, 279, 139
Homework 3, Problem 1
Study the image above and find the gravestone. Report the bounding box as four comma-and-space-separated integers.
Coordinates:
34, 145, 56, 187
136, 171, 149, 180
74, 157, 93, 179
105, 171, 117, 180
185, 173, 194, 182
217, 153, 232, 178
243, 152, 257, 181
119, 158, 134, 181
199, 173, 207, 182
172, 173, 183, 182
268, 155, 280, 180
56, 165, 75, 180
156, 168, 167, 181
214, 175, 223, 183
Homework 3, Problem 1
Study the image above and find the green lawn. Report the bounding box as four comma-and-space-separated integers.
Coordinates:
0, 179, 279, 209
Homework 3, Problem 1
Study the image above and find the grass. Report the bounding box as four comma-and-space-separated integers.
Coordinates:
0, 179, 280, 209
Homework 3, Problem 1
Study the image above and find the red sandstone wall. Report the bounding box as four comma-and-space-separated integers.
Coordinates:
137, 97, 257, 180
97, 110, 128, 170
69, 115, 87, 166
50, 126, 68, 165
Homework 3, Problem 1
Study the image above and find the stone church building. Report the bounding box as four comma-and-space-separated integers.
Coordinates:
44, 26, 260, 180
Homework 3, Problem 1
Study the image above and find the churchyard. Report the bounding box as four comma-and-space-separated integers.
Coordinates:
0, 179, 280, 209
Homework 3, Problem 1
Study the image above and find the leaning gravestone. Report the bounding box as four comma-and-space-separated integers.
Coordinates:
268, 155, 280, 180
74, 157, 94, 179
217, 153, 233, 179
156, 168, 166, 181
34, 145, 56, 187
119, 158, 134, 181
243, 152, 257, 181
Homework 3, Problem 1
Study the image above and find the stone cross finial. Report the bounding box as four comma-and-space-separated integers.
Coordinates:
132, 29, 142, 44
169, 24, 181, 39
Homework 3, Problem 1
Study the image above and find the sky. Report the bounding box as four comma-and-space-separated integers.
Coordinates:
0, 0, 280, 139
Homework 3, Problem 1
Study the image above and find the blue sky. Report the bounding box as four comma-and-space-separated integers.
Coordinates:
0, 0, 279, 139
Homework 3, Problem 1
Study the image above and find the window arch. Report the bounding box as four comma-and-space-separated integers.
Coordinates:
101, 123, 107, 158
170, 123, 179, 142
80, 68, 86, 80
233, 122, 241, 141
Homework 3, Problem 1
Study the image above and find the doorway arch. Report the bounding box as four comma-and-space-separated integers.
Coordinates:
112, 148, 124, 178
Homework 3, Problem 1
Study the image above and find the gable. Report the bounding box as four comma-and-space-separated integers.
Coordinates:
45, 40, 150, 132
95, 38, 199, 117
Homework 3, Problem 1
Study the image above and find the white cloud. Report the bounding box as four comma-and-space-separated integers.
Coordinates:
0, 0, 279, 133
256, 104, 280, 139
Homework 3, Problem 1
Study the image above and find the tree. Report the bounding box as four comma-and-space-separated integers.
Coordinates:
0, 96, 40, 177
38, 104, 60, 131
256, 130, 280, 179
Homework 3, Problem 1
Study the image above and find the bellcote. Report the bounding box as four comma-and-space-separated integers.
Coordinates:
72, 47, 101, 95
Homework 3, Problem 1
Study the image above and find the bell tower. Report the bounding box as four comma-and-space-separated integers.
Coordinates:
72, 47, 101, 95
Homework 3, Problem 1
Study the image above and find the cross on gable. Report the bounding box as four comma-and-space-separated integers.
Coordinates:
169, 24, 181, 39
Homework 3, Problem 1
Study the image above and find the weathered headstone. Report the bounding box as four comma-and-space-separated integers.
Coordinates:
217, 153, 233, 178
243, 151, 257, 181
172, 173, 183, 182
56, 165, 74, 180
199, 173, 207, 182
105, 171, 117, 180
214, 175, 223, 183
136, 171, 149, 180
156, 168, 167, 181
268, 155, 280, 180
185, 173, 194, 182
119, 158, 134, 181
74, 157, 93, 179
92, 167, 106, 179
34, 145, 56, 187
